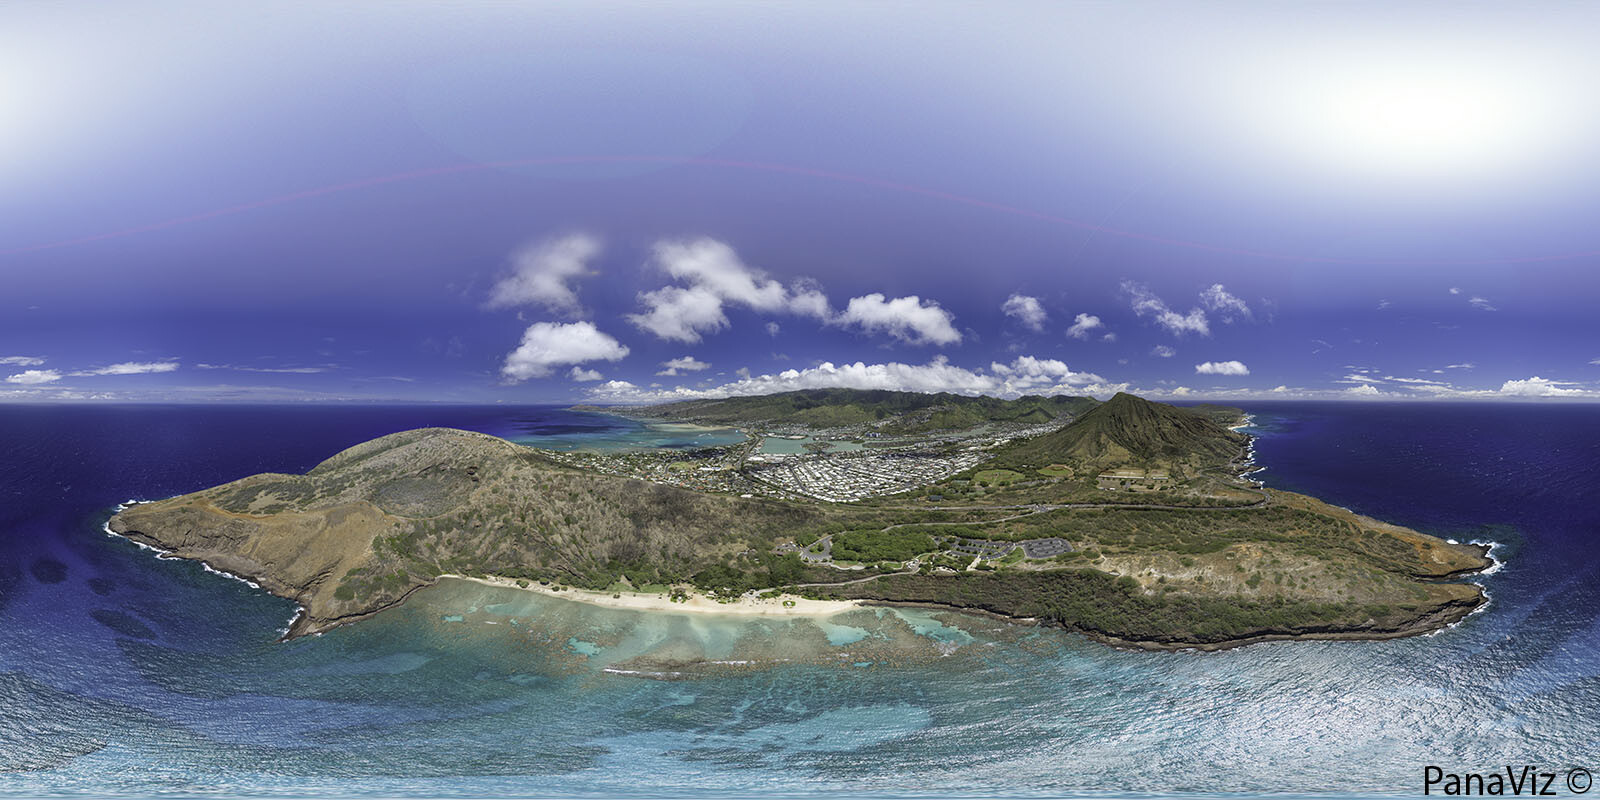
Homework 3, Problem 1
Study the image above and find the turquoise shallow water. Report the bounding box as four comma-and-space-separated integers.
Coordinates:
1, 403, 1597, 798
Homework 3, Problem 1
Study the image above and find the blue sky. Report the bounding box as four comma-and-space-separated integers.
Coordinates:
3, 1, 1599, 403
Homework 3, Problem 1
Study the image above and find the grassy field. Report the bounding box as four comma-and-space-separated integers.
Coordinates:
973, 468, 1026, 486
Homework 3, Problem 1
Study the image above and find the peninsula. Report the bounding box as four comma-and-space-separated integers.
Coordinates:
108, 391, 1492, 649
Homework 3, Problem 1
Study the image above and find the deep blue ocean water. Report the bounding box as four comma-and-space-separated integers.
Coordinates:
0, 402, 1597, 798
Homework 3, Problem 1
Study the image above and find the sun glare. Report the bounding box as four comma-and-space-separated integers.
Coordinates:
1259, 47, 1572, 184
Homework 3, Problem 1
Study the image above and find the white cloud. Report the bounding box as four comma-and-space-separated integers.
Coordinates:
1122, 280, 1209, 336
1065, 312, 1103, 340
486, 233, 601, 316
628, 285, 728, 343
655, 238, 790, 311
832, 293, 962, 345
501, 321, 630, 381
765, 322, 781, 337
789, 285, 831, 320
1469, 296, 1497, 311
1199, 284, 1252, 323
1383, 376, 1447, 385
1001, 294, 1047, 332
1195, 360, 1250, 376
989, 356, 1109, 393
628, 238, 830, 343
589, 355, 1118, 403
1448, 287, 1462, 295
73, 361, 180, 376
568, 366, 604, 382
1338, 373, 1382, 384
1591, 358, 1600, 366
1345, 384, 1382, 397
656, 356, 712, 376
1497, 377, 1584, 397
1101, 332, 1117, 343
1446, 362, 1476, 370
5, 369, 62, 385
0, 356, 44, 367
1151, 345, 1176, 358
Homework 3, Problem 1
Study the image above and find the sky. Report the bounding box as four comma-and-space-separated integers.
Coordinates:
4, 1, 1600, 404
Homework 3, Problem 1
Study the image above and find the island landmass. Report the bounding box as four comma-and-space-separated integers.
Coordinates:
108, 391, 1492, 650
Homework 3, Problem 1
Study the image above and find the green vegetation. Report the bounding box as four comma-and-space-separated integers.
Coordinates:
612, 388, 1096, 432
805, 568, 1460, 646
110, 392, 1490, 647
831, 529, 938, 563
690, 553, 809, 598
973, 468, 1024, 487
992, 392, 1246, 471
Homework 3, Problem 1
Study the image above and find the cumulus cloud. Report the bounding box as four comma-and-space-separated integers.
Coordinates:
1151, 345, 1176, 358
989, 356, 1110, 394
832, 293, 962, 345
656, 356, 712, 376
1345, 384, 1382, 396
73, 362, 179, 376
568, 366, 603, 382
628, 285, 728, 343
765, 322, 781, 337
1122, 281, 1209, 336
628, 238, 830, 343
501, 321, 630, 381
486, 233, 601, 316
1448, 287, 1462, 295
1199, 284, 1252, 323
0, 356, 44, 367
589, 355, 1118, 403
1001, 294, 1047, 332
657, 238, 791, 310
1497, 377, 1584, 397
5, 369, 62, 385
1195, 360, 1250, 376
1065, 313, 1103, 340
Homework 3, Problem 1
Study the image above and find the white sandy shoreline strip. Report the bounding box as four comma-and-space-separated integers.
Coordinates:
443, 574, 862, 617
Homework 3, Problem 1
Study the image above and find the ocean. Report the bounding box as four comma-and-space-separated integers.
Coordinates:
0, 402, 1596, 798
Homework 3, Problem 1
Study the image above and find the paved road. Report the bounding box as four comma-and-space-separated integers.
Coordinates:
799, 534, 833, 563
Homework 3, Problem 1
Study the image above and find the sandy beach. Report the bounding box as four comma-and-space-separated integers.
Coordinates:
444, 575, 863, 617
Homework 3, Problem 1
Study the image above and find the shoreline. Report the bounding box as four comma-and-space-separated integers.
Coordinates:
442, 575, 863, 617
106, 498, 1502, 652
